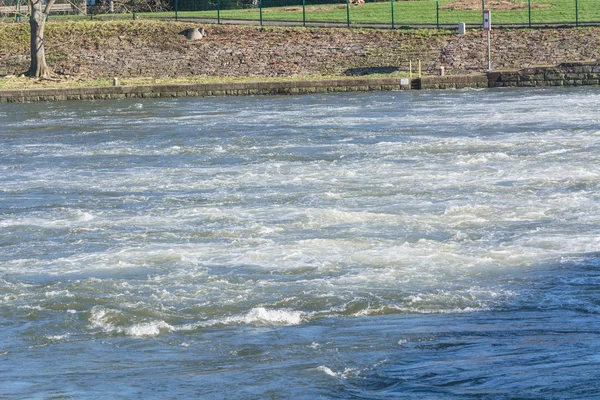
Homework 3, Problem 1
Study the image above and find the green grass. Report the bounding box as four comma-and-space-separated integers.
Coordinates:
172, 0, 600, 25
5, 0, 599, 25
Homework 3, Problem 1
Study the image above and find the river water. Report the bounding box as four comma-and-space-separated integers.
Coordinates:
1, 88, 600, 399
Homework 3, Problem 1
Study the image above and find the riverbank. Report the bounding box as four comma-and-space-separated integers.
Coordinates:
3, 61, 599, 102
1, 20, 599, 102
1, 20, 600, 80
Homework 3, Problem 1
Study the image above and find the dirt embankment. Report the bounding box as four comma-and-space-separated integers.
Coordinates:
1, 21, 599, 79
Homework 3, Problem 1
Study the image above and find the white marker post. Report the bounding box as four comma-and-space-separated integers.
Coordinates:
483, 9, 492, 71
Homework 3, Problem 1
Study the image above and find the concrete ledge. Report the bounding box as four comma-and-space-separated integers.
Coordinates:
0, 77, 410, 103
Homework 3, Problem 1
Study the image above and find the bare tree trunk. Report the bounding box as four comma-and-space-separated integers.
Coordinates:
29, 0, 56, 78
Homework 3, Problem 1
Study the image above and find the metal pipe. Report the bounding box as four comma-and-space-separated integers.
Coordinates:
346, 0, 350, 28
302, 0, 306, 27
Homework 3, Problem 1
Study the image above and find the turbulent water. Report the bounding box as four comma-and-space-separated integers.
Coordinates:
1, 88, 600, 399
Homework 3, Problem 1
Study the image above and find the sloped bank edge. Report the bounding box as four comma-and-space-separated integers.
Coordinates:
2, 61, 599, 103
0, 77, 412, 103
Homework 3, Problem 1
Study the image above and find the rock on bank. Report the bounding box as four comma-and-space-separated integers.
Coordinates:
0, 21, 599, 79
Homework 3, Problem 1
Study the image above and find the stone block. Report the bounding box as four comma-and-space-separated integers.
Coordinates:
518, 81, 536, 87
565, 73, 583, 79
501, 74, 520, 82
545, 72, 564, 80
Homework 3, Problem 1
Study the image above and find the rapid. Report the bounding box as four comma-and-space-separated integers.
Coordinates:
1, 87, 600, 398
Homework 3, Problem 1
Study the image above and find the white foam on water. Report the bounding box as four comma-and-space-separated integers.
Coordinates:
5, 90, 600, 334
316, 366, 360, 380
302, 208, 402, 227
222, 307, 305, 326
124, 321, 174, 337
45, 333, 71, 341
317, 366, 337, 377
172, 309, 304, 331
88, 306, 174, 337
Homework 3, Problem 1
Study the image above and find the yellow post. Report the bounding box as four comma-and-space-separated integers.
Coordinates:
409, 60, 412, 80
418, 60, 422, 78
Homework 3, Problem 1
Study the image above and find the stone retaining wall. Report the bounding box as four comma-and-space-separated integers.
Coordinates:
488, 61, 600, 88
418, 75, 488, 90
3, 62, 600, 102
0, 77, 409, 103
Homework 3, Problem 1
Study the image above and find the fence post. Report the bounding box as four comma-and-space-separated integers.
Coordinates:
391, 0, 394, 29
528, 0, 531, 27
346, 0, 350, 27
218, 0, 221, 23
575, 0, 578, 26
436, 0, 439, 28
16, 0, 20, 22
303, 0, 306, 26
175, 0, 178, 21
259, 0, 263, 26
132, 0, 135, 20
481, 0, 484, 26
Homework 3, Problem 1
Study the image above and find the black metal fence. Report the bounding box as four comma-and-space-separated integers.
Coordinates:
2, 0, 600, 28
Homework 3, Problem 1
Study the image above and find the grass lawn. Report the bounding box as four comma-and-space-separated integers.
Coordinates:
167, 0, 599, 25
3, 0, 598, 25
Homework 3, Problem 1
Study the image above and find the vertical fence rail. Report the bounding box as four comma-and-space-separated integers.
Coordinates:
217, 0, 220, 24
436, 1, 439, 29
575, 0, 579, 26
132, 0, 135, 20
345, 0, 350, 27
528, 0, 531, 27
302, 0, 305, 26
259, 0, 262, 26
174, 0, 178, 21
